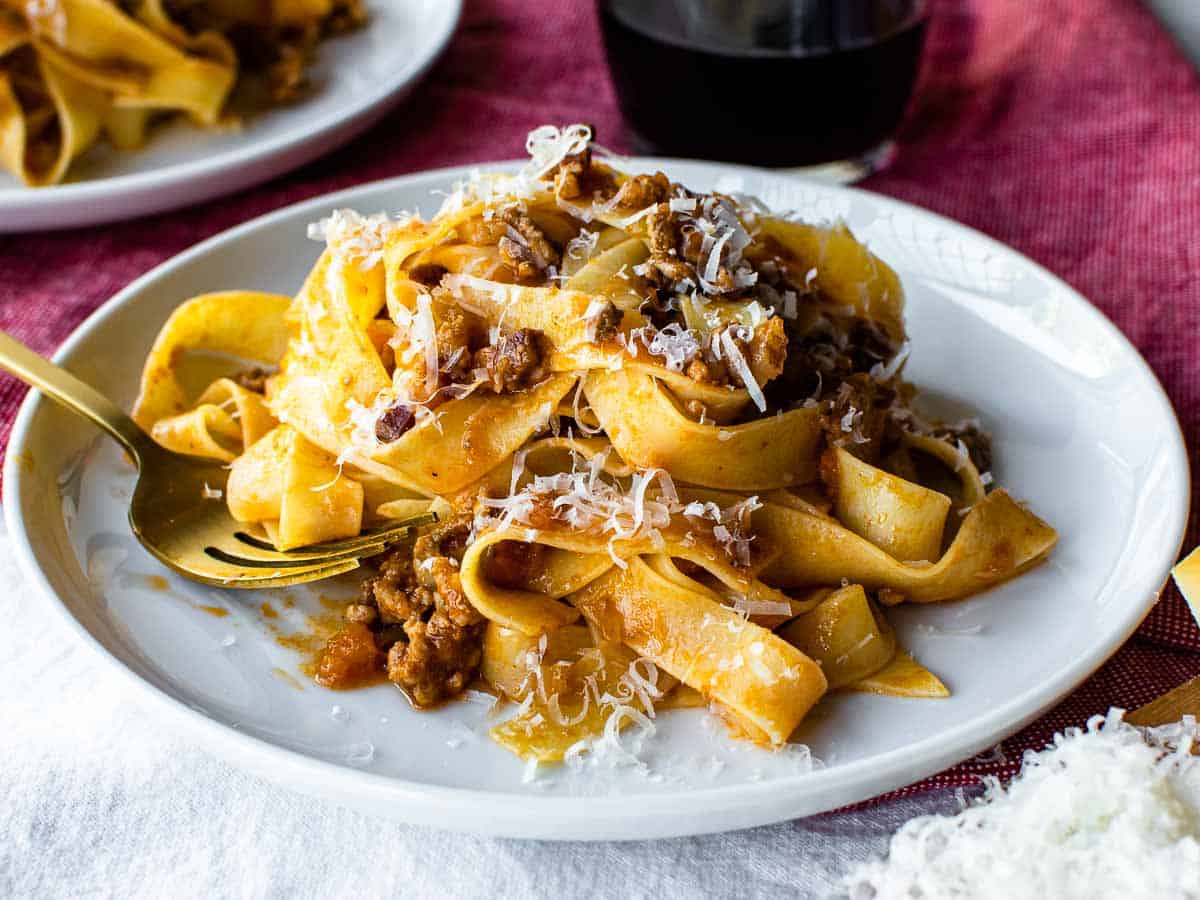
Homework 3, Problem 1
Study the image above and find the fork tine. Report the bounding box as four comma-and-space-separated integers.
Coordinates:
148, 549, 362, 589
218, 558, 362, 587
206, 541, 393, 569
232, 512, 437, 557
231, 528, 402, 558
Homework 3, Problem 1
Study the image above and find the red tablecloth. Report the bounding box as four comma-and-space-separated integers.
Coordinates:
0, 0, 1197, 796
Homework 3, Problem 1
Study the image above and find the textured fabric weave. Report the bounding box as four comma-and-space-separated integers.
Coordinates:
0, 0, 1197, 801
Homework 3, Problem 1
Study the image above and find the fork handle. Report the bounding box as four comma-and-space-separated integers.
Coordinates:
0, 330, 151, 460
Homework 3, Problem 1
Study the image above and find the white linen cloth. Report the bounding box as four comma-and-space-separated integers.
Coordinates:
0, 520, 955, 900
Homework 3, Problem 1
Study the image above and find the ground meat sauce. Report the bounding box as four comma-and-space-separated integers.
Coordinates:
932, 420, 992, 474
587, 300, 623, 343
551, 148, 607, 201
457, 206, 562, 282
371, 306, 551, 441
436, 305, 482, 382
408, 262, 449, 287
820, 374, 899, 464
613, 172, 673, 210
497, 208, 562, 282
330, 516, 486, 709
814, 370, 994, 498
473, 328, 550, 393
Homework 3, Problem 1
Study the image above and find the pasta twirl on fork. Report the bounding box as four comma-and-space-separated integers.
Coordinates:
132, 125, 1057, 762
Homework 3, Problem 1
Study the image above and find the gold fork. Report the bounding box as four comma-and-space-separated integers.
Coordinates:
0, 330, 432, 588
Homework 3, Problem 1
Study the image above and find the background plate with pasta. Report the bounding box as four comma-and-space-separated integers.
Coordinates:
0, 0, 459, 232
5, 161, 1187, 840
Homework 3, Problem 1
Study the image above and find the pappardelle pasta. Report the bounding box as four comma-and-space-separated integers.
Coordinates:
0, 0, 364, 185
133, 125, 1057, 761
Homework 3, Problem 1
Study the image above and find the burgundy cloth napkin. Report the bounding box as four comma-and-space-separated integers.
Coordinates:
0, 0, 1197, 798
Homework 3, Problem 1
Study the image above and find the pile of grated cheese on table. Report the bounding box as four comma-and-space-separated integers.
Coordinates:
837, 709, 1200, 899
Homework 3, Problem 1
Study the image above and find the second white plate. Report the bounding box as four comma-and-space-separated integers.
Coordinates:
4, 161, 1189, 839
0, 0, 460, 232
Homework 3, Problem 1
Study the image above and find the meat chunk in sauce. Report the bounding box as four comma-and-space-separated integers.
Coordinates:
436, 305, 481, 382
497, 209, 561, 282
587, 300, 623, 343
820, 374, 896, 465
375, 404, 416, 443
473, 328, 550, 393
681, 320, 787, 391
642, 197, 756, 296
612, 172, 671, 210
552, 149, 591, 201
315, 622, 384, 690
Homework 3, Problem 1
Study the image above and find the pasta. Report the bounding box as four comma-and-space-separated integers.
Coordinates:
0, 0, 365, 185
133, 125, 1058, 762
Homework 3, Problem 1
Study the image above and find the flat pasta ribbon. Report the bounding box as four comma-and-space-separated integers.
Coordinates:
569, 554, 827, 746
584, 367, 823, 490
830, 446, 951, 563
777, 584, 947, 698
227, 424, 363, 550
149, 377, 275, 463
686, 486, 1057, 602
132, 290, 291, 431
458, 514, 806, 637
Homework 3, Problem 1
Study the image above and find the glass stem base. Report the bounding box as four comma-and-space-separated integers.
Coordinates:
770, 140, 897, 185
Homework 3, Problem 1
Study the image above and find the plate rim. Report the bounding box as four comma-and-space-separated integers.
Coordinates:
4, 161, 1191, 840
0, 0, 462, 229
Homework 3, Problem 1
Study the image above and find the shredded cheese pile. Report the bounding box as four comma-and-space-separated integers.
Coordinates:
837, 710, 1200, 900
625, 323, 702, 372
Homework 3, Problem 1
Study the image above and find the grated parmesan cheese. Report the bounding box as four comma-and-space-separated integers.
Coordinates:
523, 123, 592, 182
869, 341, 911, 382
307, 209, 395, 270
838, 710, 1200, 900
564, 229, 600, 262
414, 293, 440, 397
626, 322, 702, 372
478, 448, 757, 567
720, 327, 767, 412
441, 124, 597, 211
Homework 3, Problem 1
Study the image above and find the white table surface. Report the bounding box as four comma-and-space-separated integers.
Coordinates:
0, 516, 965, 900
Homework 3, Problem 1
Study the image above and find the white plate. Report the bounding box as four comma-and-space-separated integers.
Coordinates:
0, 0, 460, 232
4, 162, 1189, 840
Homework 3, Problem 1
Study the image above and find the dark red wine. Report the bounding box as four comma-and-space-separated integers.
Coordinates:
598, 0, 928, 167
